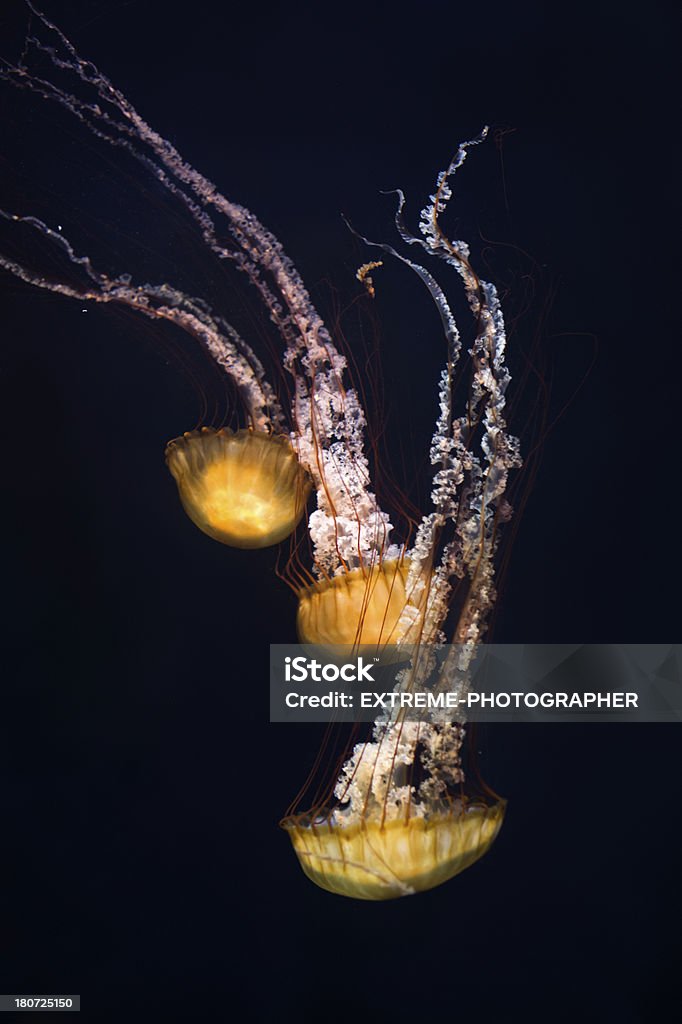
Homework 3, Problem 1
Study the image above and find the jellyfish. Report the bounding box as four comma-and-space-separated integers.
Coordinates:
165, 429, 311, 549
0, 7, 521, 900
283, 730, 506, 900
281, 141, 521, 898
0, 206, 310, 549
296, 560, 426, 648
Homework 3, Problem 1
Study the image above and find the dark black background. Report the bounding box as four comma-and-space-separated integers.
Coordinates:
1, 1, 680, 1020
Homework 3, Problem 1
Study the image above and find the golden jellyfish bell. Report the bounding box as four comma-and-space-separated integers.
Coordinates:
296, 559, 429, 648
165, 428, 311, 549
282, 801, 505, 901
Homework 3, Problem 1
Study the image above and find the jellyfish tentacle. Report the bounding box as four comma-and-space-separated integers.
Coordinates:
0, 211, 280, 431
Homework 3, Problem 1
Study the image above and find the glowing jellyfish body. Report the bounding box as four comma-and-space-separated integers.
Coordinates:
0, 12, 522, 902
166, 428, 310, 548
296, 560, 429, 647
284, 802, 505, 900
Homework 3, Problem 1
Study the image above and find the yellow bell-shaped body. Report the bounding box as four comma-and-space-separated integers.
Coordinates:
165, 428, 311, 549
297, 560, 428, 647
283, 802, 505, 900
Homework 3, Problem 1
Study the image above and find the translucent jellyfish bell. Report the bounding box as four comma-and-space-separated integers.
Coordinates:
296, 560, 429, 647
283, 800, 505, 900
165, 428, 311, 549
